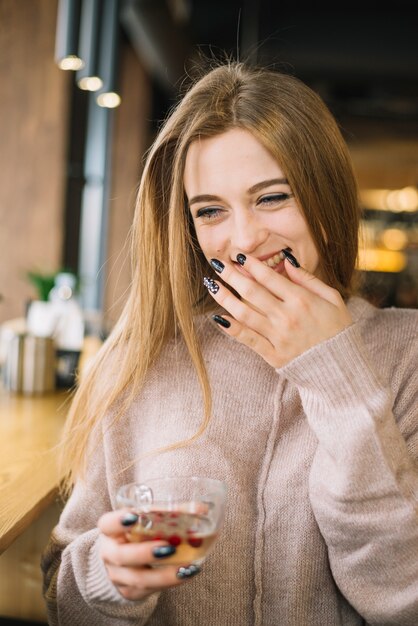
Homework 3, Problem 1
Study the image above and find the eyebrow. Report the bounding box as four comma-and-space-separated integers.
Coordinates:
188, 177, 289, 207
248, 178, 288, 194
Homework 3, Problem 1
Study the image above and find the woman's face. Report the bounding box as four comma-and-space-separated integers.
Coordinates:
184, 128, 321, 279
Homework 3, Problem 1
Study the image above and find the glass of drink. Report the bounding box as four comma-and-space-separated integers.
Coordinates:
116, 476, 227, 567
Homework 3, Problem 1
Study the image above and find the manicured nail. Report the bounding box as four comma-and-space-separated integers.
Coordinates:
236, 253, 246, 265
210, 258, 225, 273
153, 545, 177, 559
121, 512, 139, 526
212, 314, 231, 329
281, 248, 300, 268
176, 564, 201, 579
203, 276, 219, 294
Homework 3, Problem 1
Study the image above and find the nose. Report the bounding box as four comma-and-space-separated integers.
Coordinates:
230, 210, 269, 256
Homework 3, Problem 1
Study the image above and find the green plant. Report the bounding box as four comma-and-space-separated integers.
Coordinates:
26, 271, 57, 301
26, 268, 80, 301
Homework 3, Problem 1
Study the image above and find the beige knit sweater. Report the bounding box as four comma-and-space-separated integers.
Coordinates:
41, 297, 418, 625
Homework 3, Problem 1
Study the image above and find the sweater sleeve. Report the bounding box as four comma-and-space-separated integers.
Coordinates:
277, 321, 418, 626
41, 434, 160, 625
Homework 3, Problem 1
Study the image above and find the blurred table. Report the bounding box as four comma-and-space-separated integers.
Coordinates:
0, 389, 69, 554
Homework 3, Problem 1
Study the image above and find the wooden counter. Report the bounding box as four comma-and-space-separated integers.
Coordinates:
0, 389, 70, 554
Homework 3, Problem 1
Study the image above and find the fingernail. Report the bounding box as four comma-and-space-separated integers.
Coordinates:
203, 276, 219, 294
153, 545, 177, 559
236, 253, 246, 266
212, 314, 230, 329
121, 512, 139, 526
176, 564, 201, 579
210, 258, 225, 273
281, 248, 300, 268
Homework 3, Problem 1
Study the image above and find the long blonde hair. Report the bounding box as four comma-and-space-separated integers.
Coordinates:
59, 61, 360, 495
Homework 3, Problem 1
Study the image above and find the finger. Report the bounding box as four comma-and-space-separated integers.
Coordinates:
106, 562, 197, 601
236, 252, 343, 307
107, 561, 184, 590
98, 509, 142, 538
100, 535, 178, 568
212, 315, 280, 368
204, 277, 269, 336
283, 260, 343, 306
212, 252, 298, 301
209, 259, 282, 311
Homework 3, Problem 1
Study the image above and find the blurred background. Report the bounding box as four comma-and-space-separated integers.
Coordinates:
1, 0, 418, 334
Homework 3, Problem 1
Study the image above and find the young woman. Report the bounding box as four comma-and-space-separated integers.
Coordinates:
42, 62, 418, 625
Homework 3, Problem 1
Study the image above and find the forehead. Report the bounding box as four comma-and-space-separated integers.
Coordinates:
184, 128, 284, 193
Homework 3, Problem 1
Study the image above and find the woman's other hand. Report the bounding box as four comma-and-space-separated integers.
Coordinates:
97, 510, 200, 601
206, 252, 353, 369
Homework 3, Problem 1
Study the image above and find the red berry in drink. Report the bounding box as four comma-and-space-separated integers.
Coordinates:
188, 536, 203, 548
168, 534, 182, 546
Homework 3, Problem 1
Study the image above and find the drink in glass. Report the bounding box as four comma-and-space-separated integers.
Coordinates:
116, 476, 227, 567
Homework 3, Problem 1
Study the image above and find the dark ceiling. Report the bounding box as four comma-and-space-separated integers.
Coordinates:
121, 0, 418, 140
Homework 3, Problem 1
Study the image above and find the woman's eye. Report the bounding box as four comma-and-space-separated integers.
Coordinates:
257, 193, 293, 206
195, 207, 222, 220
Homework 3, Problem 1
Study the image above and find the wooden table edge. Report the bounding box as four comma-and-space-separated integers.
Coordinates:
0, 483, 63, 556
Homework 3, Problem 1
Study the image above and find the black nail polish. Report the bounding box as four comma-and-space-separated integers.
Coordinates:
153, 545, 177, 559
210, 258, 225, 273
212, 314, 231, 329
281, 249, 300, 268
203, 276, 219, 294
176, 564, 201, 579
236, 253, 246, 266
121, 512, 139, 526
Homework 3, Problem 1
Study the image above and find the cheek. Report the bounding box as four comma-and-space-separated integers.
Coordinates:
193, 227, 208, 253
268, 213, 319, 266
267, 210, 295, 234
271, 212, 313, 248
194, 231, 212, 261
194, 226, 226, 256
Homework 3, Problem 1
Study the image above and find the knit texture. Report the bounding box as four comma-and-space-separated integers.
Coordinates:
41, 297, 418, 625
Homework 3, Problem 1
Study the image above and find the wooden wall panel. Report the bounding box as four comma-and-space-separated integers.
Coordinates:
0, 0, 70, 324
103, 38, 152, 328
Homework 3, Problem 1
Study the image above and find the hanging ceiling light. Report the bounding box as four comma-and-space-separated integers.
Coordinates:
55, 0, 84, 71
76, 0, 103, 91
96, 0, 122, 108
